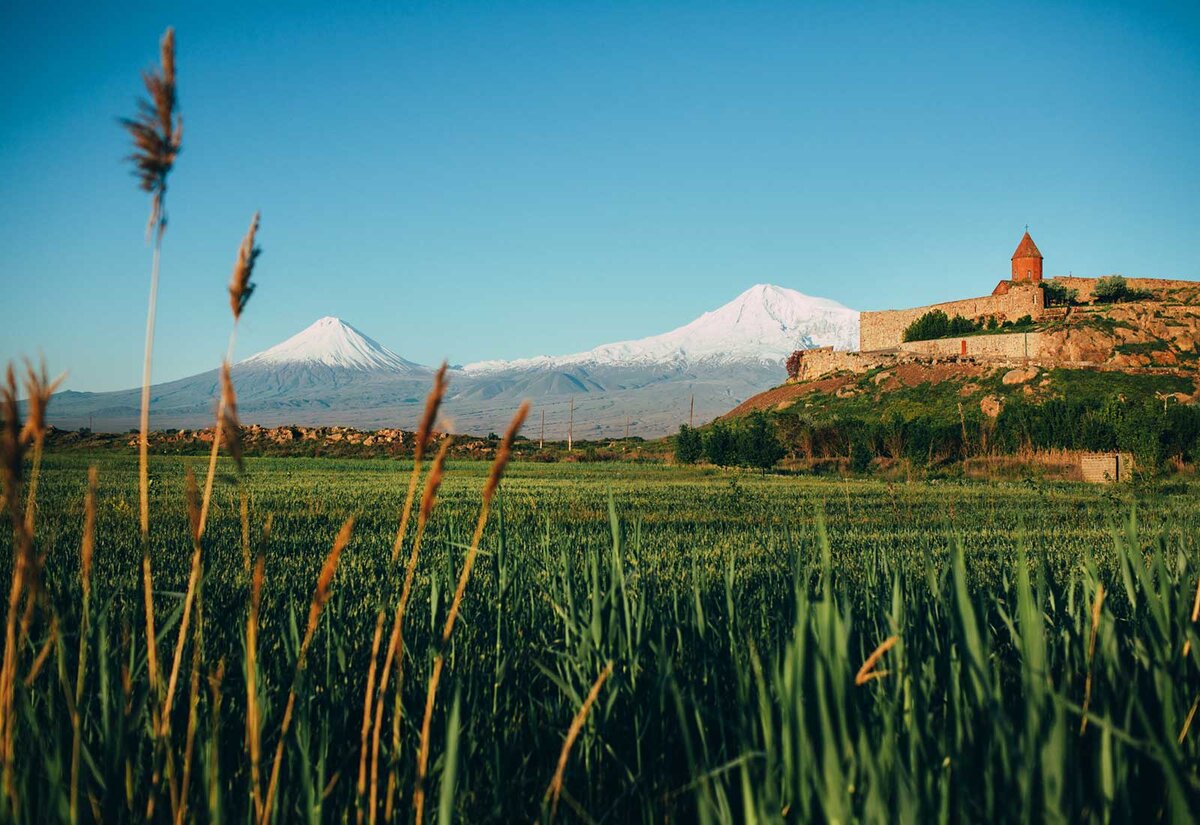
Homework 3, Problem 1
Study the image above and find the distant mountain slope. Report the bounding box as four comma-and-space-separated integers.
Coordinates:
466, 284, 857, 372
45, 284, 860, 438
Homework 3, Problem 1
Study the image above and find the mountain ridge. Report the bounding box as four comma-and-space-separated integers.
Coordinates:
44, 283, 860, 437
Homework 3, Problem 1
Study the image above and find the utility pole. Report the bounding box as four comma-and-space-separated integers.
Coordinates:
689, 394, 694, 428
540, 409, 545, 449
568, 398, 574, 452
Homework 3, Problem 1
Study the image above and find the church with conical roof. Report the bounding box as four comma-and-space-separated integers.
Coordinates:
1011, 231, 1043, 283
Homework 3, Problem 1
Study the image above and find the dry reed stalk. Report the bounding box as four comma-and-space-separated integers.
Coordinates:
246, 553, 265, 820
126, 27, 181, 541
159, 469, 204, 739
259, 518, 354, 825
241, 489, 251, 572
356, 612, 386, 824
175, 615, 203, 825
199, 213, 260, 536
22, 616, 56, 688
1179, 695, 1200, 745
1184, 575, 1200, 658
207, 658, 226, 818
544, 661, 614, 820
1080, 582, 1105, 734
69, 466, 97, 824
0, 365, 31, 806
855, 635, 899, 686
142, 552, 162, 705
390, 363, 447, 564
367, 438, 451, 824
413, 402, 528, 821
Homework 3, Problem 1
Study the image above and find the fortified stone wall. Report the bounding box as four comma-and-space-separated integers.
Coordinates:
859, 284, 1044, 351
898, 331, 1043, 360
792, 347, 898, 382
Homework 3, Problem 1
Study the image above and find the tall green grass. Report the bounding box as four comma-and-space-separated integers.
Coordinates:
0, 456, 1198, 821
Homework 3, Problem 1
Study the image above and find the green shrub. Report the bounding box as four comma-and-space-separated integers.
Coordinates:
674, 424, 703, 464
902, 310, 982, 342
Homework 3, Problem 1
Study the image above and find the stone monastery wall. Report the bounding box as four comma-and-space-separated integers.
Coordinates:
898, 331, 1043, 360
859, 285, 1044, 351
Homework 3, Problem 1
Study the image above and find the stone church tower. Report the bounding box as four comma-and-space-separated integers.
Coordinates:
1011, 231, 1043, 283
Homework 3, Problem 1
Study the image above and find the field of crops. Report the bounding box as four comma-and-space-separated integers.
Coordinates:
4, 452, 1200, 822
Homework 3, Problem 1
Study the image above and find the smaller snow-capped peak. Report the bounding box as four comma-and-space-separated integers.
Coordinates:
465, 283, 859, 373
241, 317, 426, 373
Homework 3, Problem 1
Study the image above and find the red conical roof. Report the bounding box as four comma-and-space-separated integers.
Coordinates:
1012, 231, 1042, 260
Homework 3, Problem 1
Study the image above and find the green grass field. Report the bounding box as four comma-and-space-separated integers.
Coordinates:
5, 453, 1200, 821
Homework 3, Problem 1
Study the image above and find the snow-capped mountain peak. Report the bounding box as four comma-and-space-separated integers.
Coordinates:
464, 283, 859, 373
241, 317, 425, 372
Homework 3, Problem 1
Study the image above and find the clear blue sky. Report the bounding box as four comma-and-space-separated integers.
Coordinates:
2, 1, 1198, 391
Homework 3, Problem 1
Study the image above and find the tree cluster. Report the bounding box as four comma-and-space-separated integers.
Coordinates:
769, 396, 1200, 474
675, 412, 786, 471
902, 310, 983, 342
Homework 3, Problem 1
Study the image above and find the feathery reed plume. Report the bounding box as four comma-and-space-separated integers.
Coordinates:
545, 661, 614, 820
260, 518, 354, 825
1080, 582, 1105, 734
127, 27, 181, 542
200, 213, 261, 535
246, 553, 265, 820
69, 466, 98, 824
414, 402, 528, 821
20, 357, 64, 534
367, 438, 451, 824
855, 635, 899, 686
122, 27, 181, 237
391, 363, 447, 564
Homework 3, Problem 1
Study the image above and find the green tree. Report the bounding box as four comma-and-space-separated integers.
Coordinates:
1042, 280, 1079, 307
1091, 276, 1149, 304
703, 421, 737, 466
850, 438, 873, 473
674, 424, 703, 464
737, 412, 785, 473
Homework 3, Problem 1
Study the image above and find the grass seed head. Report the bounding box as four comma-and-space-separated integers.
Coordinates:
414, 363, 448, 462
228, 212, 261, 321
20, 357, 65, 445
419, 439, 452, 524
219, 363, 244, 470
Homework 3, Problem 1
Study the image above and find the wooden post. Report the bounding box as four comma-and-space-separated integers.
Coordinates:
568, 398, 574, 452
